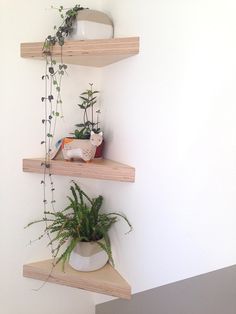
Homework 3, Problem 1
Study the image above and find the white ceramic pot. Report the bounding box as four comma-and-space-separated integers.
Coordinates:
70, 9, 114, 40
69, 240, 109, 272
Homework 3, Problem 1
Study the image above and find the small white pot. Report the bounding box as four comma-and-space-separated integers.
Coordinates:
69, 240, 109, 272
70, 9, 114, 40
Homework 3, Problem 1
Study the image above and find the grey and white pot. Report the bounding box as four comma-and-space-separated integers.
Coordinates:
70, 9, 114, 40
69, 239, 109, 272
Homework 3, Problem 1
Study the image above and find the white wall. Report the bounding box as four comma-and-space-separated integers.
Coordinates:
93, 0, 236, 303
2, 0, 236, 312
0, 1, 102, 313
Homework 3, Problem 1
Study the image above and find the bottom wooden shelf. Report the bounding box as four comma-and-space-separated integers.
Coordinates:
23, 259, 131, 299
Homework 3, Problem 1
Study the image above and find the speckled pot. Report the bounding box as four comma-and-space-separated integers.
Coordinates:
69, 240, 108, 272
70, 9, 114, 40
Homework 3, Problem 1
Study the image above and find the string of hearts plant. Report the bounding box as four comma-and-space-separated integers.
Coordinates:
39, 4, 86, 259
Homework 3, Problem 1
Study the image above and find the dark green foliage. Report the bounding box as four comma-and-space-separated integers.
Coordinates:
48, 67, 54, 74
26, 182, 132, 270
74, 83, 101, 139
43, 4, 86, 51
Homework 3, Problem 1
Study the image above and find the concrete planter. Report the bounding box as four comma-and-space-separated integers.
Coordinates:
71, 9, 114, 40
69, 240, 108, 272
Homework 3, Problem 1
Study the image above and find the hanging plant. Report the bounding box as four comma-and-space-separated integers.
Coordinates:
40, 4, 86, 259
42, 4, 87, 159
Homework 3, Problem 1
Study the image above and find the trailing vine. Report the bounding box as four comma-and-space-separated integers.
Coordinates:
39, 5, 86, 262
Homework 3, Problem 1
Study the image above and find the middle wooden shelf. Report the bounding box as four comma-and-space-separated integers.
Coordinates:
23, 158, 135, 182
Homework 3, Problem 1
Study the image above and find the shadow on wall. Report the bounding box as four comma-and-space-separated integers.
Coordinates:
96, 264, 236, 314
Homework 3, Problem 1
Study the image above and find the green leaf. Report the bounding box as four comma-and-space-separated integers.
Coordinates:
74, 181, 93, 204
80, 96, 89, 102
97, 236, 113, 265
106, 213, 133, 234
90, 96, 97, 102
75, 123, 85, 128
91, 196, 103, 224
74, 128, 86, 139
70, 185, 78, 205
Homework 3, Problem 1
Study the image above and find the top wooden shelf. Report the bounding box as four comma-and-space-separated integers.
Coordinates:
20, 37, 139, 67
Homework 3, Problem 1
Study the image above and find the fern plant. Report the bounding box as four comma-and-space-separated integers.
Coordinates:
26, 181, 132, 270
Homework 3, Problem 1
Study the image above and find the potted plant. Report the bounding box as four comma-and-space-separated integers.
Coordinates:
70, 9, 114, 40
73, 83, 104, 159
73, 83, 101, 140
42, 4, 88, 158
51, 83, 104, 161
26, 181, 132, 272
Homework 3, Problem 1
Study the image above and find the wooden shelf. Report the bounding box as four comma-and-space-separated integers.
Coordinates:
23, 260, 131, 299
23, 158, 135, 182
21, 37, 139, 67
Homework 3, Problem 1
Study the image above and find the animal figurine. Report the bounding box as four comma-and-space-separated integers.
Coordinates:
51, 131, 103, 162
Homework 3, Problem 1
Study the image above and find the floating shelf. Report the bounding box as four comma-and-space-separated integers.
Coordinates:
23, 260, 131, 299
23, 158, 135, 182
20, 37, 139, 67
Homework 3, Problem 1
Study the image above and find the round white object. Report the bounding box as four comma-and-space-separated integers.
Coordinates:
69, 240, 109, 272
70, 9, 114, 40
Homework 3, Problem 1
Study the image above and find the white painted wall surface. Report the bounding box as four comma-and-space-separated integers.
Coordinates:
0, 0, 102, 313
93, 0, 236, 304
1, 0, 236, 311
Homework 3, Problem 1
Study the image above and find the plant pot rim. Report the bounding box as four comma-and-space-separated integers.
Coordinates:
77, 238, 104, 244
73, 238, 106, 257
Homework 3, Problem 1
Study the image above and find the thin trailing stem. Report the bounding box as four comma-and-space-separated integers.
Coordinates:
27, 4, 89, 289
42, 54, 56, 256
32, 256, 57, 291
37, 4, 87, 267
90, 83, 94, 127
